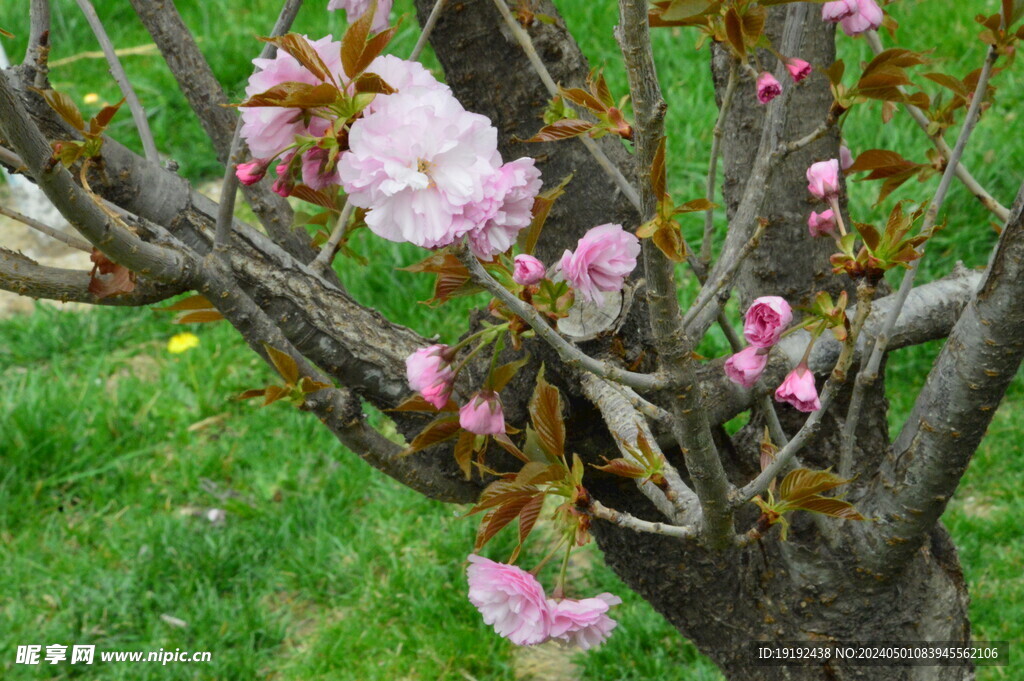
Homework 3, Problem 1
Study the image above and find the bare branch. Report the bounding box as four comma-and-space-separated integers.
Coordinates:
0, 203, 92, 252
410, 0, 450, 61
311, 201, 354, 272
74, 0, 159, 162
25, 0, 50, 87
587, 500, 697, 540
701, 59, 738, 266
865, 30, 1009, 222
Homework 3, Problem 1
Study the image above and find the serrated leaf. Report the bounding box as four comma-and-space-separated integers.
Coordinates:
923, 72, 969, 98
355, 26, 398, 75
402, 417, 461, 456
529, 368, 565, 460
493, 433, 531, 464
260, 33, 334, 84
518, 493, 545, 546
488, 356, 530, 393
290, 185, 337, 210
779, 468, 851, 502
454, 431, 476, 480
560, 86, 606, 113
524, 119, 594, 143
792, 496, 865, 520
388, 394, 458, 413
589, 69, 614, 108
856, 222, 881, 251
650, 137, 667, 198
592, 457, 646, 479
263, 344, 299, 386
724, 7, 745, 57
352, 72, 396, 95
675, 197, 716, 214
475, 493, 535, 549
299, 376, 332, 394
341, 0, 377, 78
89, 97, 125, 136
238, 81, 338, 109
32, 88, 85, 132
263, 384, 289, 406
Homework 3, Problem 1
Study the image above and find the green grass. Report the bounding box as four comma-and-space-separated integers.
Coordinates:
1, 0, 1022, 679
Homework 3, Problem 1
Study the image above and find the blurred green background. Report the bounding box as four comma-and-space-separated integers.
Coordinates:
0, 1, 1021, 679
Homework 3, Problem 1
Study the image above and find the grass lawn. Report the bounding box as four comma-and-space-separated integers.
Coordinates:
1, 1, 1021, 679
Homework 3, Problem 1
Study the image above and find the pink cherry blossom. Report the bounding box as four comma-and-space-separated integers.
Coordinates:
338, 88, 501, 249
406, 344, 454, 409
743, 296, 793, 348
240, 35, 341, 159
775, 366, 821, 412
840, 144, 854, 171
235, 159, 269, 186
724, 346, 770, 388
808, 209, 838, 238
467, 554, 550, 646
300, 147, 342, 191
513, 254, 546, 286
460, 391, 505, 435
821, 0, 858, 22
806, 159, 841, 201
756, 71, 783, 104
559, 224, 640, 304
328, 0, 393, 34
840, 0, 884, 36
466, 157, 543, 259
548, 593, 622, 650
364, 54, 449, 105
785, 58, 812, 83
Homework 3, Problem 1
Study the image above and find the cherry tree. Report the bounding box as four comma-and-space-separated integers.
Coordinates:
2, 0, 1022, 678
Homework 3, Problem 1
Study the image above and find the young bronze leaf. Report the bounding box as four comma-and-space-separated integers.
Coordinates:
650, 136, 667, 198
846, 148, 910, 174
89, 98, 125, 136
341, 0, 377, 78
236, 388, 269, 401
517, 493, 545, 546
592, 458, 646, 479
263, 344, 300, 386
793, 496, 865, 520
32, 88, 85, 132
923, 72, 969, 98
560, 87, 606, 114
520, 174, 572, 255
260, 33, 334, 83
724, 7, 746, 57
779, 468, 851, 502
238, 81, 338, 109
454, 430, 476, 480
88, 250, 135, 299
299, 376, 332, 394
157, 294, 216, 313
388, 394, 458, 413
263, 384, 290, 406
489, 356, 530, 392
175, 310, 226, 324
589, 69, 614, 108
354, 26, 398, 75
402, 417, 461, 456
352, 72, 397, 95
475, 492, 535, 550
652, 223, 687, 262
524, 119, 594, 143
493, 433, 532, 464
529, 368, 565, 459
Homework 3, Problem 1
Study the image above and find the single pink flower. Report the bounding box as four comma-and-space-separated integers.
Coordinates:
338, 88, 501, 249
743, 296, 793, 348
300, 147, 342, 191
840, 0, 884, 36
328, 0, 393, 33
240, 35, 341, 159
466, 157, 543, 260
756, 71, 783, 104
821, 0, 858, 22
808, 209, 838, 238
467, 554, 550, 646
513, 254, 546, 286
235, 159, 269, 186
406, 344, 455, 409
806, 159, 841, 201
724, 346, 770, 388
460, 390, 505, 435
775, 366, 821, 412
548, 593, 622, 650
839, 144, 854, 171
785, 58, 812, 83
559, 224, 640, 304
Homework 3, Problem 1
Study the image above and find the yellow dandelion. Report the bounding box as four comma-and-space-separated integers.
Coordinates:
83, 93, 100, 104
167, 332, 200, 354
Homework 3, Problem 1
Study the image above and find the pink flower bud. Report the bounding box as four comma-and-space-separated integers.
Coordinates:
774, 366, 821, 412
743, 296, 793, 348
547, 593, 622, 650
460, 390, 505, 435
559, 224, 640, 304
839, 144, 854, 171
785, 58, 812, 83
806, 159, 841, 201
756, 72, 783, 104
513, 254, 546, 286
271, 175, 293, 198
405, 344, 455, 409
235, 159, 269, 186
467, 554, 550, 646
821, 0, 858, 23
840, 0, 884, 36
808, 209, 838, 238
724, 346, 770, 388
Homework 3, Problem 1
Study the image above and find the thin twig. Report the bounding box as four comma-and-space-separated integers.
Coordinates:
840, 45, 999, 462
74, 0, 159, 162
682, 220, 767, 331
26, 0, 51, 88
312, 201, 354, 271
457, 246, 666, 391
865, 30, 1009, 222
487, 0, 641, 210
587, 500, 697, 540
214, 0, 304, 249
701, 59, 738, 266
410, 0, 449, 61
0, 204, 92, 252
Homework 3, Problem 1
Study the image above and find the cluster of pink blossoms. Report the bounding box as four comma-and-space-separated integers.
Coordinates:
405, 344, 506, 435
724, 297, 821, 413
821, 0, 884, 36
467, 555, 621, 649
806, 150, 851, 238
754, 56, 811, 106
238, 32, 543, 260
